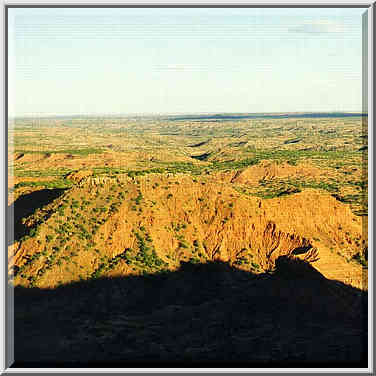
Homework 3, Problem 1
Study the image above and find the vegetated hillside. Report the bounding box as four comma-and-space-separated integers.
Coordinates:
10, 171, 367, 290
229, 160, 329, 184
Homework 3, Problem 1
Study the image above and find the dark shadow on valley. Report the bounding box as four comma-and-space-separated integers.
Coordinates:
11, 257, 367, 368
8, 188, 67, 245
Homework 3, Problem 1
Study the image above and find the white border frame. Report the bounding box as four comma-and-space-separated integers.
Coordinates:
1, 1, 374, 374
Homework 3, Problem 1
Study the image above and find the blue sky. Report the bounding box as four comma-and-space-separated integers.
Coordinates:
8, 7, 366, 116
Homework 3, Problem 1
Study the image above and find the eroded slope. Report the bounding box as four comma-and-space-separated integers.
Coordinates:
10, 172, 367, 290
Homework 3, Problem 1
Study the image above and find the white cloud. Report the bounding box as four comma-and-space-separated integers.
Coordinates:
289, 20, 345, 34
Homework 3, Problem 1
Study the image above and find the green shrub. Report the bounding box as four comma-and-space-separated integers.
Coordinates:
179, 240, 189, 249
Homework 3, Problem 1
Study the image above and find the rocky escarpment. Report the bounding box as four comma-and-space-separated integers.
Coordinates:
9, 173, 366, 290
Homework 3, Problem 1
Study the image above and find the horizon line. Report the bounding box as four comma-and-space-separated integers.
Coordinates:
8, 110, 367, 119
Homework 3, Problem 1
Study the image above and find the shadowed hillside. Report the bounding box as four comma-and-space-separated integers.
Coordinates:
8, 188, 67, 245
13, 257, 367, 368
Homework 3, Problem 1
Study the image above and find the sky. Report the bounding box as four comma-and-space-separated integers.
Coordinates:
8, 7, 367, 116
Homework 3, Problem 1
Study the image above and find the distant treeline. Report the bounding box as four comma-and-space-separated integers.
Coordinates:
169, 113, 367, 121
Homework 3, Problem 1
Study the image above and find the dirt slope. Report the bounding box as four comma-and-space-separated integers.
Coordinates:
10, 173, 367, 290
230, 161, 329, 184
